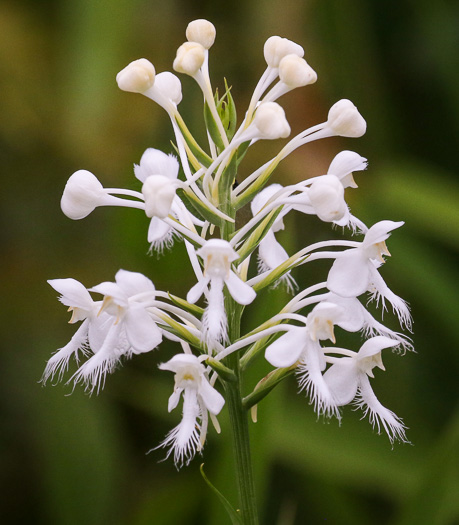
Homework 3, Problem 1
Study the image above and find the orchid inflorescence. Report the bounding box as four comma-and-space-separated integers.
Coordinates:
44, 19, 413, 469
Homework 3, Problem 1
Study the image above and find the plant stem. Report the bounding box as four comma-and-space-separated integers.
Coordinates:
220, 159, 259, 524
224, 310, 259, 525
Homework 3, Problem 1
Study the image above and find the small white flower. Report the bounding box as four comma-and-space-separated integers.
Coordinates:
323, 336, 408, 443
72, 270, 162, 391
187, 240, 256, 349
251, 184, 296, 291
173, 42, 206, 76
327, 99, 367, 138
43, 278, 110, 383
308, 175, 347, 223
252, 102, 291, 140
158, 353, 225, 467
327, 150, 368, 189
134, 148, 181, 247
263, 36, 304, 68
60, 170, 110, 220
278, 54, 317, 88
265, 322, 338, 418
116, 58, 156, 93
327, 221, 411, 329
186, 19, 216, 49
152, 71, 183, 106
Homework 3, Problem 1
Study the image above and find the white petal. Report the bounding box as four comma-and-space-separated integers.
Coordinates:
168, 389, 183, 412
327, 250, 370, 298
363, 220, 404, 247
134, 148, 179, 182
115, 269, 155, 297
41, 320, 90, 384
199, 378, 225, 415
356, 375, 408, 443
265, 328, 305, 368
225, 272, 256, 305
187, 276, 210, 304
258, 231, 288, 269
357, 336, 399, 359
48, 278, 93, 309
124, 306, 162, 353
297, 341, 340, 418
323, 360, 359, 406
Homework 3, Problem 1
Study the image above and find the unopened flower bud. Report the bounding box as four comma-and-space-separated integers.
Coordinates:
173, 42, 206, 76
154, 72, 183, 105
186, 19, 216, 49
253, 102, 291, 139
116, 58, 155, 93
327, 99, 367, 137
279, 55, 317, 87
60, 170, 106, 220
309, 175, 347, 222
264, 36, 304, 68
142, 175, 176, 219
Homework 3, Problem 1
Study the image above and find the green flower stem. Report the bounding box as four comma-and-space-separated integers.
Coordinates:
221, 196, 259, 524
224, 303, 259, 525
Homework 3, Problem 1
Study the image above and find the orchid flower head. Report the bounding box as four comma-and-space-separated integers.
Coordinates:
158, 353, 224, 467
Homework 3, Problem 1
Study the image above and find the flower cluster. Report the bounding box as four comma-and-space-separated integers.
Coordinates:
45, 19, 412, 467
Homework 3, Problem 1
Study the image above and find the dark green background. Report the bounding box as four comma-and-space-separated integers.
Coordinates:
1, 0, 458, 523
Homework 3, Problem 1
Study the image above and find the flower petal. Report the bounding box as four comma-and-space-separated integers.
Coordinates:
124, 306, 162, 353
199, 378, 225, 415
265, 328, 305, 368
327, 250, 370, 298
225, 271, 256, 305
323, 360, 359, 406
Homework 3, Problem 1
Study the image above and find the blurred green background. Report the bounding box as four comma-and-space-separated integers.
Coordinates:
1, 0, 459, 524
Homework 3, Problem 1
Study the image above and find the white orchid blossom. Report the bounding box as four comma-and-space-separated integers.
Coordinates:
323, 336, 408, 443
187, 239, 256, 350
327, 220, 412, 329
42, 278, 110, 383
158, 353, 225, 467
250, 184, 296, 291
71, 270, 162, 392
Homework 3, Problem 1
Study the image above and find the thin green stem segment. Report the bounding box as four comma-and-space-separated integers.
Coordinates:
224, 304, 259, 525
220, 193, 259, 524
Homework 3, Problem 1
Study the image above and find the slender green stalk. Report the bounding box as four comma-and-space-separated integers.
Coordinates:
224, 303, 259, 525
220, 173, 259, 524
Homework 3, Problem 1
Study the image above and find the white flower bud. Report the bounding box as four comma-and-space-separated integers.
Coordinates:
186, 19, 216, 49
327, 99, 367, 138
153, 72, 183, 105
264, 36, 304, 68
253, 102, 291, 139
279, 55, 317, 88
60, 170, 106, 220
142, 175, 176, 219
308, 175, 347, 222
173, 42, 206, 76
116, 58, 155, 93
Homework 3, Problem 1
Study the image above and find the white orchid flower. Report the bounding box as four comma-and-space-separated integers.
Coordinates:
265, 304, 346, 418
323, 336, 408, 443
187, 239, 256, 350
251, 184, 297, 291
43, 278, 111, 384
72, 270, 162, 392
134, 148, 181, 249
327, 220, 412, 329
158, 353, 225, 467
